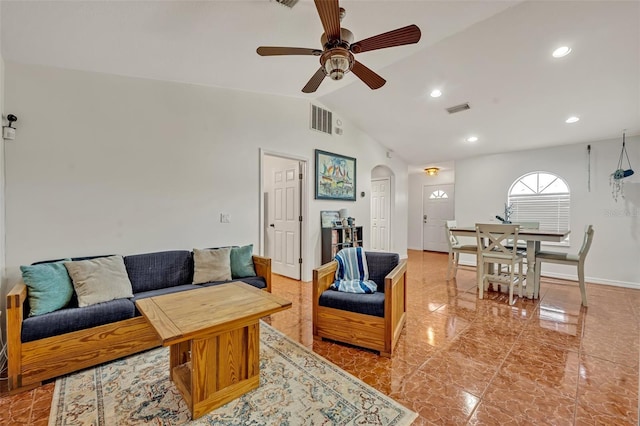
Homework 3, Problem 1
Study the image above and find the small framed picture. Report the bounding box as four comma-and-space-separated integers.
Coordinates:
320, 210, 340, 228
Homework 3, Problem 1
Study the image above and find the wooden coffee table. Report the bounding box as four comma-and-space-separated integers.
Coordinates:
135, 281, 291, 419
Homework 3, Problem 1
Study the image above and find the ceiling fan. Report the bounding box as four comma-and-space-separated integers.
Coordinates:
257, 0, 421, 93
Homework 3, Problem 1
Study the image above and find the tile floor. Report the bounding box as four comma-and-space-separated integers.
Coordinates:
1, 250, 638, 425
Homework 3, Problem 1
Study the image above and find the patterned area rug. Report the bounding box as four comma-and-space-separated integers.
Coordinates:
48, 321, 417, 425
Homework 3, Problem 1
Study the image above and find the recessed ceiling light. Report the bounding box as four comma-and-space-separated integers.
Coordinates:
466, 136, 478, 143
565, 116, 580, 124
552, 46, 572, 58
430, 89, 442, 98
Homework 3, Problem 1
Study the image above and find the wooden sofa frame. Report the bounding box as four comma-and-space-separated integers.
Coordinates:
312, 258, 407, 357
6, 255, 271, 393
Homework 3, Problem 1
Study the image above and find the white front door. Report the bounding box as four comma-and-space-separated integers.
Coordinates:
371, 178, 391, 251
422, 184, 454, 252
266, 157, 301, 279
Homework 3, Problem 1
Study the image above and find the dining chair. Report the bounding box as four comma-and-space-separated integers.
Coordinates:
505, 221, 540, 249
476, 223, 525, 305
534, 225, 594, 306
445, 220, 478, 280
499, 221, 540, 273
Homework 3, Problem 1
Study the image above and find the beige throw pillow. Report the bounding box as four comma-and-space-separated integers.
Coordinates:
193, 247, 232, 284
64, 255, 134, 307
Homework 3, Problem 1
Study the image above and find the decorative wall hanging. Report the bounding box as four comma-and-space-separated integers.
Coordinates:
587, 144, 591, 192
315, 150, 356, 201
610, 132, 635, 201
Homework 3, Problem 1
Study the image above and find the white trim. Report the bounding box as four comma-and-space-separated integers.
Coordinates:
539, 271, 640, 290
455, 259, 640, 289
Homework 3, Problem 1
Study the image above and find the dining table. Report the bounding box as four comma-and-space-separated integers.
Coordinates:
449, 226, 571, 299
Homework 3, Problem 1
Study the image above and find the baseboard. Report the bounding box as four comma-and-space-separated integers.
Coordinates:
540, 272, 640, 290
455, 260, 640, 290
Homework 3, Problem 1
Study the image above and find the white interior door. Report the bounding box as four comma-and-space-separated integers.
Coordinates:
266, 156, 301, 279
371, 178, 391, 251
422, 184, 455, 252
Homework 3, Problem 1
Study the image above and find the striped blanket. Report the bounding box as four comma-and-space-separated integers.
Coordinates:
330, 247, 377, 294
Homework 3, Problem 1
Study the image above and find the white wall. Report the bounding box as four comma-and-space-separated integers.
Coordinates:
0, 8, 6, 326
407, 169, 455, 250
454, 137, 640, 288
2, 62, 409, 291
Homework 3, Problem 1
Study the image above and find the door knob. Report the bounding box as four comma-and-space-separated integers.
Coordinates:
269, 224, 275, 228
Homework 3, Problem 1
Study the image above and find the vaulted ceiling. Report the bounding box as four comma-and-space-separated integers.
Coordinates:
2, 1, 638, 170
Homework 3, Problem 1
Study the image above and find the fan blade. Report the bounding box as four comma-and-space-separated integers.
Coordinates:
302, 67, 326, 93
257, 47, 322, 56
350, 24, 421, 54
314, 0, 341, 43
351, 60, 386, 90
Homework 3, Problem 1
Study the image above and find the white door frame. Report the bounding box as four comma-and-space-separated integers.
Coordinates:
259, 149, 309, 281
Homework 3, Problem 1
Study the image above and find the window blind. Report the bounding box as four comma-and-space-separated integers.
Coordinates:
509, 193, 570, 244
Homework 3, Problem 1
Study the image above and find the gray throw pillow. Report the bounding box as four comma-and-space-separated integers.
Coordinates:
193, 247, 232, 284
64, 255, 134, 307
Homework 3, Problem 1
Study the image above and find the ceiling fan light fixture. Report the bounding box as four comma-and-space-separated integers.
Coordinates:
326, 56, 349, 80
424, 167, 440, 176
322, 49, 353, 81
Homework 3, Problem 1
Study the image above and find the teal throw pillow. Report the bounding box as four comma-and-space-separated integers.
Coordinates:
20, 259, 74, 317
230, 244, 257, 278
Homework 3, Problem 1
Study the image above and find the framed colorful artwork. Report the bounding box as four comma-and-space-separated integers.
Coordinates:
315, 150, 356, 201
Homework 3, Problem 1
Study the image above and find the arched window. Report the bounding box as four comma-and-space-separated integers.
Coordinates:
429, 190, 448, 199
508, 172, 570, 244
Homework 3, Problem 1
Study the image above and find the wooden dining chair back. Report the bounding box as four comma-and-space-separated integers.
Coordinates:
475, 223, 525, 305
505, 221, 540, 249
534, 225, 594, 306
499, 221, 540, 273
445, 220, 477, 280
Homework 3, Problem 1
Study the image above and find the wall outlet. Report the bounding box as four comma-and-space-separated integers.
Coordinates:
220, 213, 230, 223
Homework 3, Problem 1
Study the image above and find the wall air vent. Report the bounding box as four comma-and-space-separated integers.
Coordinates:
273, 0, 299, 8
446, 103, 471, 114
310, 104, 333, 135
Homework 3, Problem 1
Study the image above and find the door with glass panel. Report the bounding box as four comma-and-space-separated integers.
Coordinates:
422, 184, 454, 252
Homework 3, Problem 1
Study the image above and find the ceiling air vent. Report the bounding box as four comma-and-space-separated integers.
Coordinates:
446, 103, 471, 114
310, 104, 332, 135
273, 0, 299, 8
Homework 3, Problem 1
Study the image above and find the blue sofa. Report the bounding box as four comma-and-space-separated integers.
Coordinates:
6, 249, 271, 392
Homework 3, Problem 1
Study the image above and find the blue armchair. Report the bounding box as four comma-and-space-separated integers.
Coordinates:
312, 251, 407, 357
